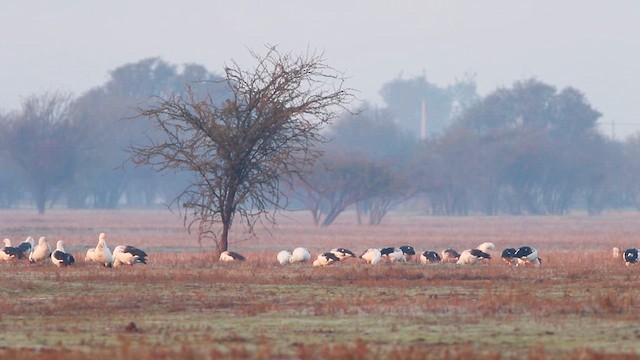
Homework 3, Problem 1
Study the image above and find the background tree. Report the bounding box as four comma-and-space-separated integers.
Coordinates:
0, 92, 81, 214
455, 78, 604, 214
0, 117, 24, 208
620, 134, 640, 211
131, 47, 353, 253
319, 105, 416, 224
379, 74, 478, 137
71, 59, 224, 209
297, 154, 396, 226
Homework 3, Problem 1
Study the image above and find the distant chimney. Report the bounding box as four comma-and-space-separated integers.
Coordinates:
420, 100, 427, 140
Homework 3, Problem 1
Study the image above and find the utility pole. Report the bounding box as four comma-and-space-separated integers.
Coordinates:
420, 100, 427, 140
611, 119, 616, 139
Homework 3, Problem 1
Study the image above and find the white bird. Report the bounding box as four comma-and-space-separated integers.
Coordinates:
477, 242, 496, 254
219, 250, 245, 262
514, 246, 541, 266
612, 247, 621, 259
457, 249, 491, 265
51, 240, 75, 267
30, 237, 50, 263
289, 247, 311, 264
330, 248, 357, 260
112, 245, 148, 267
360, 248, 382, 265
93, 233, 113, 268
381, 247, 404, 262
277, 250, 292, 265
313, 252, 340, 267
85, 248, 96, 262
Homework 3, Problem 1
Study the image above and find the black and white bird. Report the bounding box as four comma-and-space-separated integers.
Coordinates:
313, 252, 340, 267
330, 248, 357, 260
441, 248, 461, 262
18, 236, 35, 257
420, 250, 442, 264
514, 246, 541, 266
624, 248, 639, 266
219, 250, 245, 262
277, 250, 292, 265
399, 245, 416, 261
112, 245, 148, 267
29, 236, 50, 263
457, 249, 491, 265
289, 247, 311, 264
360, 248, 382, 265
380, 247, 404, 262
1, 238, 25, 261
501, 248, 518, 265
51, 240, 75, 267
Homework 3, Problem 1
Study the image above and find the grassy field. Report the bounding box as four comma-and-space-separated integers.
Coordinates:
1, 209, 640, 359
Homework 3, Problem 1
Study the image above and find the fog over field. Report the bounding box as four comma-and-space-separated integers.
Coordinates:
2, 1, 639, 136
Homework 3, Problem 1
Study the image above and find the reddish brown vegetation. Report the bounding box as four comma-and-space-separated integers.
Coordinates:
0, 210, 640, 359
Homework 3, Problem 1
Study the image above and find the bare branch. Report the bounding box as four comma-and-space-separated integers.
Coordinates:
131, 46, 354, 253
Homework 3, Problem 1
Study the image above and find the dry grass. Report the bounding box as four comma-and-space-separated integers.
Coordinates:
1, 209, 640, 359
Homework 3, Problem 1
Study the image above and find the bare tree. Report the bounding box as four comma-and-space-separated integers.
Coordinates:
131, 46, 353, 253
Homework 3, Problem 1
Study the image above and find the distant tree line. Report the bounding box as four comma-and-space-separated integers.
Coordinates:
0, 57, 638, 224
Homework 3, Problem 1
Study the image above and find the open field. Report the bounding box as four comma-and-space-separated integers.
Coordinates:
1, 209, 640, 359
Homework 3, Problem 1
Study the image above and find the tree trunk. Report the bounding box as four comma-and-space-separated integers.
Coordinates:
34, 182, 46, 215
36, 194, 46, 215
219, 221, 230, 254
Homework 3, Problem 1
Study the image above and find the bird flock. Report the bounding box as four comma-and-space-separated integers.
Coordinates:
4, 235, 639, 268
0, 233, 147, 268
219, 242, 549, 267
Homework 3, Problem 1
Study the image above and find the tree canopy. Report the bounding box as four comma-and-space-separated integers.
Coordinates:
131, 47, 354, 252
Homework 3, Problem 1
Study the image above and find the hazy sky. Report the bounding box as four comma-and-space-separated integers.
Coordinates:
2, 0, 638, 137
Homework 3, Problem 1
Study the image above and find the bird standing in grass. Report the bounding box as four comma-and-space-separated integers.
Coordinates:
277, 250, 292, 264
92, 233, 113, 268
219, 250, 245, 262
30, 237, 50, 263
51, 240, 75, 267
514, 246, 541, 266
457, 249, 491, 265
360, 248, 382, 265
289, 247, 311, 264
1, 238, 25, 261
612, 247, 621, 259
113, 245, 148, 267
381, 247, 404, 262
330, 248, 356, 260
420, 251, 441, 264
441, 248, 460, 262
85, 248, 96, 262
18, 236, 35, 258
624, 248, 639, 266
501, 248, 518, 265
313, 252, 340, 267
399, 245, 416, 261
